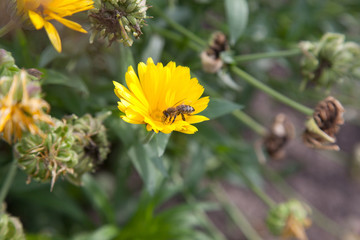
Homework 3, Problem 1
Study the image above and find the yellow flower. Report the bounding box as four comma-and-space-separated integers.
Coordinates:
113, 58, 209, 134
0, 70, 53, 144
17, 0, 94, 52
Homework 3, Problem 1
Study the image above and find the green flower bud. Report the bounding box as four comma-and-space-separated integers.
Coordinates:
88, 0, 149, 46
0, 49, 19, 77
0, 204, 26, 240
65, 112, 110, 185
300, 33, 360, 90
266, 200, 311, 238
15, 120, 79, 191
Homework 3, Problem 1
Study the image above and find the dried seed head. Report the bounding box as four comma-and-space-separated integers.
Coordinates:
15, 120, 78, 191
300, 33, 360, 89
89, 0, 149, 46
266, 200, 311, 240
201, 32, 229, 73
263, 113, 295, 159
303, 96, 344, 150
64, 113, 110, 185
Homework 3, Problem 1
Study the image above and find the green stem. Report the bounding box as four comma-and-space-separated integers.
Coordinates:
142, 131, 156, 144
0, 156, 17, 203
232, 110, 267, 136
222, 157, 275, 208
150, 5, 207, 48
234, 49, 301, 63
231, 66, 313, 116
0, 21, 16, 38
212, 183, 263, 240
185, 195, 227, 240
150, 26, 203, 52
261, 165, 345, 238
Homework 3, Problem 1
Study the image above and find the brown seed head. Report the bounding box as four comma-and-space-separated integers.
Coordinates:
201, 32, 229, 73
264, 113, 295, 159
303, 96, 344, 150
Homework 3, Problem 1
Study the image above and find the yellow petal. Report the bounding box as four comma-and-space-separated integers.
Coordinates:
47, 12, 87, 33
44, 21, 62, 52
28, 10, 44, 29
186, 115, 209, 124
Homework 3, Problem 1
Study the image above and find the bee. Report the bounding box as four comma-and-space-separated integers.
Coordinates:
162, 104, 195, 124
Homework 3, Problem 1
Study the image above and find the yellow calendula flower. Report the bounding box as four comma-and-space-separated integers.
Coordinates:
113, 58, 210, 134
17, 0, 94, 52
0, 70, 53, 144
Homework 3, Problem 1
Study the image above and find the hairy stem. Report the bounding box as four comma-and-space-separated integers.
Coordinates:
150, 5, 207, 48
234, 48, 301, 63
0, 155, 17, 203
231, 66, 313, 116
212, 183, 263, 240
0, 21, 16, 38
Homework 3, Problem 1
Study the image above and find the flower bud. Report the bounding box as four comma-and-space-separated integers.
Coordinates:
266, 200, 311, 240
0, 203, 26, 240
89, 0, 149, 46
0, 49, 19, 77
300, 33, 360, 89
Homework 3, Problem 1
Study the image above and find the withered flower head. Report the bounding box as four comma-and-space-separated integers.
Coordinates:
264, 113, 295, 159
89, 0, 149, 46
0, 70, 53, 144
303, 96, 344, 150
201, 32, 229, 73
15, 119, 78, 191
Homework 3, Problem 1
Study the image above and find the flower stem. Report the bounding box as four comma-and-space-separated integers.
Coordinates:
150, 25, 203, 52
232, 110, 267, 136
150, 5, 207, 48
0, 21, 16, 38
230, 66, 313, 116
0, 155, 17, 203
222, 156, 275, 208
142, 131, 156, 144
234, 48, 301, 63
212, 183, 263, 240
198, 79, 268, 136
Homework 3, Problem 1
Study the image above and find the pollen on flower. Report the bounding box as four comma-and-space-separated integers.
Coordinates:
113, 58, 210, 134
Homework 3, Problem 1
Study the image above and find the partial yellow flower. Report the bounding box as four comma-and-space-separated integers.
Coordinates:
113, 58, 210, 134
0, 70, 53, 144
17, 0, 94, 52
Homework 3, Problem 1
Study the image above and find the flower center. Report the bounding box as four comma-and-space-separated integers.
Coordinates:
150, 109, 164, 122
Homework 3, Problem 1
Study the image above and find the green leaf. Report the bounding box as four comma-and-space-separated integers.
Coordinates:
128, 144, 163, 195
225, 0, 249, 45
151, 132, 171, 157
41, 69, 89, 96
201, 98, 242, 119
72, 225, 119, 240
82, 174, 115, 224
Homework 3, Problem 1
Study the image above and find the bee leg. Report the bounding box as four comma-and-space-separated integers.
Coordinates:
181, 113, 186, 121
171, 114, 177, 124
